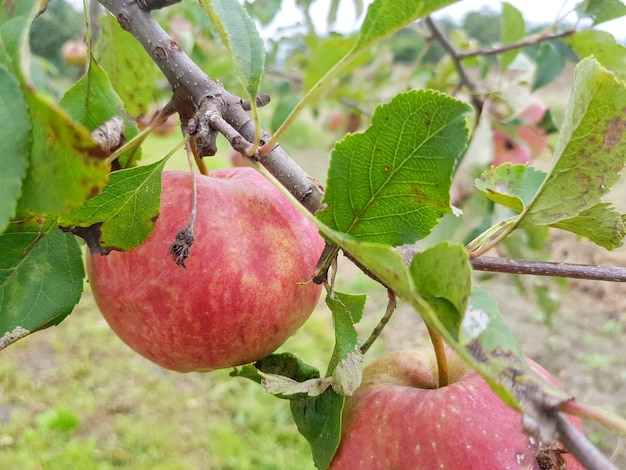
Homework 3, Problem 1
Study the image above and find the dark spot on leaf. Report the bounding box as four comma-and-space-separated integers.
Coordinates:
59, 223, 121, 255
603, 116, 626, 151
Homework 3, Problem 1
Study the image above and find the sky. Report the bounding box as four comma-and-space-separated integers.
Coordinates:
264, 0, 626, 40
68, 0, 625, 39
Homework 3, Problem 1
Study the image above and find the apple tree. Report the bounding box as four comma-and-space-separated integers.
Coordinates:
2, 0, 626, 468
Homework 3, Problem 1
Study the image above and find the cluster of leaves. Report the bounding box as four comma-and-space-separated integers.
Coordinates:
2, 0, 626, 468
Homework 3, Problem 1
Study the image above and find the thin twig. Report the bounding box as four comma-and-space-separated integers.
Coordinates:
360, 289, 396, 355
399, 246, 626, 283
471, 257, 626, 282
457, 27, 577, 59
424, 16, 482, 110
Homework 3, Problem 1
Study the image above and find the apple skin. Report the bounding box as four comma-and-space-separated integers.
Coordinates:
492, 131, 531, 167
330, 347, 584, 470
87, 168, 325, 372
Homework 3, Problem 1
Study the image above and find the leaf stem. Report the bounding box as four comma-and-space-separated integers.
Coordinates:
560, 400, 626, 436
360, 289, 396, 355
427, 325, 448, 388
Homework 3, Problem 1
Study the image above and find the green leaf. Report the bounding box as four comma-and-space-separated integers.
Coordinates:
243, 0, 281, 25
475, 164, 547, 213
354, 0, 457, 52
532, 42, 565, 90
290, 389, 344, 470
409, 242, 472, 341
500, 2, 525, 70
303, 35, 359, 92
0, 220, 84, 350
519, 58, 626, 247
325, 291, 365, 374
551, 203, 626, 250
198, 0, 265, 102
578, 0, 626, 25
59, 58, 142, 167
317, 89, 471, 246
96, 14, 156, 117
58, 159, 167, 253
566, 30, 626, 82
0, 65, 30, 233
16, 89, 110, 217
0, 0, 39, 77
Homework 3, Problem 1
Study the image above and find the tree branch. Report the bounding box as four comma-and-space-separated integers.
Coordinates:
555, 413, 618, 470
97, 0, 324, 214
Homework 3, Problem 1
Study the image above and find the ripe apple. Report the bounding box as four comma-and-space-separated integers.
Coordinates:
87, 168, 325, 372
330, 347, 584, 470
492, 131, 531, 166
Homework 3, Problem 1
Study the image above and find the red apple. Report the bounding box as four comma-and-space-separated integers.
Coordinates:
330, 347, 584, 470
492, 131, 531, 166
87, 168, 324, 372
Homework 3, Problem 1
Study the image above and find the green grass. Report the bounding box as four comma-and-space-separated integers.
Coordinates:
0, 289, 340, 469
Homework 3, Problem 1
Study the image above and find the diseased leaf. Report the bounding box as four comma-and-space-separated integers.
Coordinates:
96, 14, 156, 117
262, 374, 330, 397
198, 0, 265, 102
551, 203, 626, 250
318, 89, 471, 246
230, 352, 321, 387
0, 220, 84, 350
0, 65, 30, 232
330, 348, 363, 396
566, 30, 626, 82
16, 89, 110, 217
519, 58, 626, 248
500, 2, 525, 70
475, 164, 546, 213
325, 291, 365, 374
59, 58, 142, 167
58, 158, 167, 253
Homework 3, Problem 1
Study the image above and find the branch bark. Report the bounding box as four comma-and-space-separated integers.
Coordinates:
97, 0, 324, 214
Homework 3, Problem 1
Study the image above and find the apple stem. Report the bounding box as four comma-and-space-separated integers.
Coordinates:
360, 289, 396, 355
168, 142, 199, 268
427, 326, 449, 388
